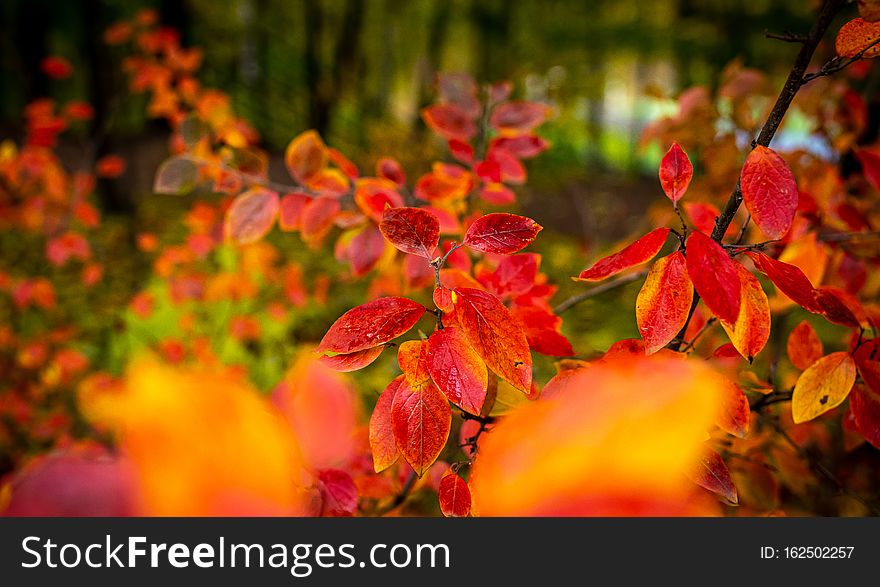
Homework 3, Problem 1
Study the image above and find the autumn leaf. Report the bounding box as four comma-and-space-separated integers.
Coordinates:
318, 346, 384, 372
154, 156, 198, 195
470, 356, 724, 515
452, 287, 532, 392
658, 142, 693, 204
463, 213, 542, 254
422, 103, 477, 140
317, 469, 358, 516
635, 252, 693, 354
489, 101, 549, 134
369, 376, 403, 473
224, 188, 280, 244
317, 297, 425, 355
835, 18, 880, 59
685, 231, 742, 324
398, 340, 432, 389
686, 449, 738, 505
438, 472, 471, 517
787, 320, 823, 371
379, 207, 440, 260
748, 252, 821, 313
426, 326, 488, 415
577, 227, 671, 281
717, 377, 750, 438
377, 157, 406, 187
740, 146, 798, 240
278, 192, 311, 231
285, 130, 326, 184
861, 0, 880, 22
850, 384, 880, 449
815, 287, 866, 328
718, 263, 770, 361
391, 380, 451, 477
300, 197, 341, 243
792, 352, 857, 423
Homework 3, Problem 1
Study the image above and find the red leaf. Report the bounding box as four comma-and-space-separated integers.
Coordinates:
448, 139, 475, 164
391, 380, 451, 477
398, 340, 432, 389
636, 252, 693, 354
685, 231, 741, 324
463, 213, 542, 254
855, 149, 880, 192
285, 130, 326, 184
850, 384, 880, 449
278, 192, 311, 231
41, 56, 73, 79
684, 202, 721, 234
835, 18, 880, 58
369, 376, 403, 473
433, 286, 454, 313
422, 103, 477, 141
379, 207, 440, 260
815, 287, 866, 328
489, 101, 549, 134
317, 469, 358, 516
426, 327, 488, 415
748, 252, 821, 313
327, 147, 359, 179
346, 224, 386, 276
787, 320, 823, 371
318, 346, 384, 372
96, 154, 126, 178
687, 449, 738, 505
317, 297, 425, 355
224, 188, 280, 244
511, 306, 575, 357
300, 197, 341, 243
490, 135, 550, 159
718, 263, 770, 361
658, 142, 693, 204
452, 288, 532, 392
354, 178, 404, 223
438, 472, 471, 517
376, 157, 406, 187
740, 145, 798, 240
577, 228, 670, 281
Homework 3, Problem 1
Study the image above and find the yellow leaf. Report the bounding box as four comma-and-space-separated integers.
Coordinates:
792, 352, 857, 423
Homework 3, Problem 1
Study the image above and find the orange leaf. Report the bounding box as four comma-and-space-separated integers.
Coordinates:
717, 377, 750, 438
318, 346, 384, 372
426, 327, 488, 415
317, 297, 425, 355
740, 146, 798, 240
278, 192, 312, 231
470, 356, 724, 515
787, 320, 823, 371
391, 381, 451, 477
452, 287, 531, 392
685, 231, 742, 324
463, 213, 542, 254
718, 263, 770, 361
792, 352, 857, 423
577, 227, 670, 281
835, 18, 880, 58
354, 178, 404, 223
224, 188, 280, 244
658, 142, 693, 204
748, 252, 821, 313
438, 472, 471, 517
369, 376, 403, 473
300, 197, 341, 243
686, 449, 738, 505
284, 130, 326, 184
379, 207, 440, 259
636, 252, 693, 354
398, 340, 432, 389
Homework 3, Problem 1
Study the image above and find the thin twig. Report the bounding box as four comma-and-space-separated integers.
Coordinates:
553, 268, 648, 315
802, 36, 880, 83
376, 470, 418, 516
765, 30, 808, 44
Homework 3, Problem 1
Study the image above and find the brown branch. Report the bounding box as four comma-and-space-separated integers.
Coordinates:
765, 30, 808, 44
553, 268, 648, 315
669, 0, 846, 350
819, 230, 880, 243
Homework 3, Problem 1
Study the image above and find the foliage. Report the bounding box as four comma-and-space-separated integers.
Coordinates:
3, 4, 880, 517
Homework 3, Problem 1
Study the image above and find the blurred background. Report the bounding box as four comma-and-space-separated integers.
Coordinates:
1, 0, 820, 223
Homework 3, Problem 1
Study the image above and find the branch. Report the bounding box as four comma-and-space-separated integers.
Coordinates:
670, 0, 846, 350
802, 36, 880, 84
553, 268, 648, 315
376, 470, 418, 516
765, 30, 808, 44
819, 230, 880, 243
